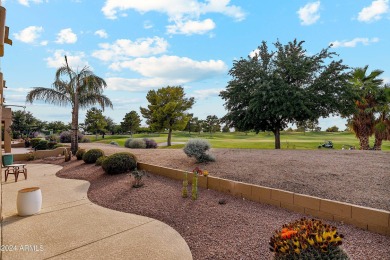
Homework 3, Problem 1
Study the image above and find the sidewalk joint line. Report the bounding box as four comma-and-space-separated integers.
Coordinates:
44, 219, 157, 259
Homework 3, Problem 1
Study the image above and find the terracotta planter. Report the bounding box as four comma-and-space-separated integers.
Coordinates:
17, 187, 42, 216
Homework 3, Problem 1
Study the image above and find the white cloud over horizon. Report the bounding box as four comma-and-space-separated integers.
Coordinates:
191, 88, 223, 99
45, 50, 90, 69
18, 0, 44, 7
105, 77, 183, 92
101, 0, 245, 21
297, 1, 321, 25
55, 28, 77, 44
94, 29, 108, 39
358, 0, 389, 22
110, 55, 227, 82
92, 37, 168, 62
167, 18, 216, 35
330, 37, 380, 48
101, 0, 245, 35
13, 26, 44, 44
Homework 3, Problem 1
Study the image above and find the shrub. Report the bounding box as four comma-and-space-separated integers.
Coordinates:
183, 139, 215, 163
143, 138, 158, 149
125, 138, 146, 149
47, 142, 58, 149
124, 138, 132, 148
53, 143, 67, 149
131, 168, 144, 188
270, 218, 348, 259
30, 138, 43, 148
110, 141, 119, 146
76, 149, 86, 160
35, 140, 48, 150
59, 131, 84, 143
102, 152, 137, 175
95, 156, 107, 166
83, 149, 105, 164
45, 134, 60, 142
81, 137, 91, 143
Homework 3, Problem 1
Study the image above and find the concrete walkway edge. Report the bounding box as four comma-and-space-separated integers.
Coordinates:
1, 164, 192, 260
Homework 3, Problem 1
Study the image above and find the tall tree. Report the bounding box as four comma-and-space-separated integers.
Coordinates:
203, 115, 220, 136
220, 39, 355, 149
348, 66, 384, 150
373, 85, 390, 150
140, 86, 194, 146
296, 119, 319, 134
11, 110, 40, 138
46, 121, 69, 134
104, 116, 116, 135
121, 111, 141, 137
84, 107, 107, 140
26, 56, 112, 154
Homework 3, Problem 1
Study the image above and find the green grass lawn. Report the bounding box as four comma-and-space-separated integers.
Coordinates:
87, 131, 390, 151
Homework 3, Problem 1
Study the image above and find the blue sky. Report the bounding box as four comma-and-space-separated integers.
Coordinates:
1, 0, 389, 130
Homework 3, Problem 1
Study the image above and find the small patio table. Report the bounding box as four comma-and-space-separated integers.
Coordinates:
4, 164, 27, 182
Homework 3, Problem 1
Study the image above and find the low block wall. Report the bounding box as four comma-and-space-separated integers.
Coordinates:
137, 162, 390, 237
11, 147, 71, 161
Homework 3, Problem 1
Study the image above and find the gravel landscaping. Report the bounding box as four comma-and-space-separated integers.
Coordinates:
31, 143, 390, 259
80, 143, 390, 211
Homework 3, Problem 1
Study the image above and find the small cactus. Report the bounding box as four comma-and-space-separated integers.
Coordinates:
191, 175, 198, 200
270, 218, 349, 260
64, 150, 71, 162
182, 172, 188, 198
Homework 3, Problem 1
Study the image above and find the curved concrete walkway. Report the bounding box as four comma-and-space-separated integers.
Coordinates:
1, 164, 192, 260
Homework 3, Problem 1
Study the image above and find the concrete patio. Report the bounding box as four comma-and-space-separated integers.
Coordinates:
1, 164, 192, 259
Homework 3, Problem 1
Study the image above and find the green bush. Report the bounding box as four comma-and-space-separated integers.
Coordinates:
30, 138, 43, 148
53, 143, 67, 149
95, 156, 107, 166
83, 149, 105, 164
124, 138, 146, 149
35, 140, 48, 150
76, 149, 86, 160
102, 152, 137, 175
183, 139, 215, 163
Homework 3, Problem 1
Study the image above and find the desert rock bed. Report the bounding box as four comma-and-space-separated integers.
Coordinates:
31, 144, 390, 259
81, 143, 390, 211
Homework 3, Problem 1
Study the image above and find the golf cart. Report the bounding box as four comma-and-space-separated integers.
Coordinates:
318, 140, 333, 149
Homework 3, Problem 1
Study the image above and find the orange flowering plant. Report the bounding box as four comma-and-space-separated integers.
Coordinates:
269, 218, 349, 259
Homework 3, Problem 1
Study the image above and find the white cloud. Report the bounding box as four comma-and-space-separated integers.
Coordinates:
110, 55, 227, 82
55, 28, 78, 44
105, 77, 181, 92
297, 1, 321, 25
13, 26, 44, 44
45, 50, 90, 69
191, 88, 223, 99
330, 37, 379, 48
92, 37, 168, 62
94, 29, 108, 38
6, 87, 33, 93
358, 0, 389, 22
18, 0, 43, 7
102, 0, 245, 21
40, 40, 48, 46
144, 21, 154, 29
167, 18, 216, 35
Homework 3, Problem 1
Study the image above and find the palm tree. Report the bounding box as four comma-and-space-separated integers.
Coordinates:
373, 85, 390, 150
349, 66, 383, 150
26, 56, 113, 154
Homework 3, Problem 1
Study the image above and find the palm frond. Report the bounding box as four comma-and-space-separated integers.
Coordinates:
79, 93, 113, 111
26, 87, 71, 106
